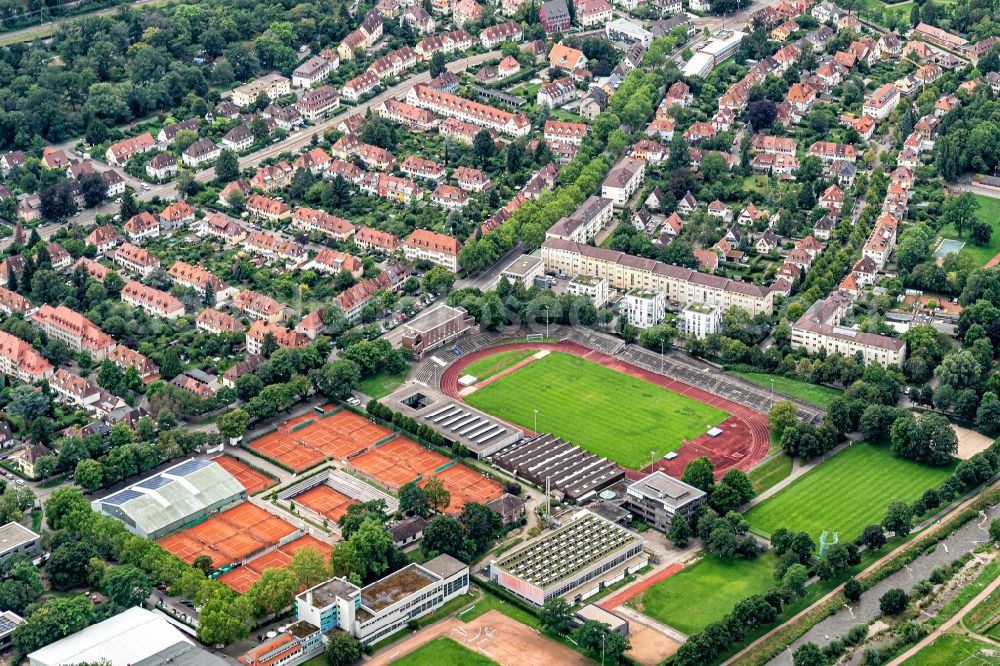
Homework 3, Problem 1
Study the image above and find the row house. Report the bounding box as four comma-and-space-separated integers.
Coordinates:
546, 195, 613, 243
401, 155, 445, 182
631, 139, 666, 163
106, 133, 156, 166
438, 117, 496, 145
375, 98, 436, 131
750, 134, 796, 156
358, 143, 395, 171
367, 46, 418, 81
168, 261, 228, 300
307, 249, 364, 278
158, 118, 200, 145
31, 304, 116, 360
123, 211, 160, 242
427, 71, 460, 94
415, 29, 474, 60
47, 242, 71, 271
864, 215, 897, 270
712, 109, 735, 132
537, 78, 577, 109
222, 125, 254, 152
232, 73, 291, 107
544, 120, 588, 145
122, 281, 185, 320
263, 104, 303, 131
146, 153, 178, 181
808, 141, 857, 163
480, 20, 522, 49
401, 7, 436, 35
0, 285, 32, 316
246, 320, 309, 355
0, 330, 52, 383
85, 225, 123, 256
112, 242, 160, 278
251, 161, 295, 192
73, 257, 110, 283
326, 159, 364, 184
108, 344, 159, 382
792, 291, 905, 368
431, 184, 470, 210
863, 83, 900, 121
914, 22, 967, 50
358, 172, 424, 204
245, 193, 291, 222
197, 307, 244, 335
181, 139, 220, 167
199, 213, 247, 244
453, 166, 491, 192
290, 207, 356, 241
406, 84, 532, 137
159, 201, 195, 230
50, 368, 101, 411
296, 85, 341, 120
295, 147, 333, 175
292, 56, 334, 88
354, 226, 401, 254
337, 10, 383, 62
601, 157, 645, 207
243, 231, 308, 266
751, 153, 799, 178
403, 229, 461, 271
234, 289, 284, 322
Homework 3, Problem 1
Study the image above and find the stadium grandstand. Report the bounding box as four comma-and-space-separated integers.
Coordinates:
491, 434, 624, 501
91, 459, 246, 539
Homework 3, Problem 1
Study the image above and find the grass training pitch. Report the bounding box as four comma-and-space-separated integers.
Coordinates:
732, 372, 843, 409
463, 349, 537, 382
745, 444, 955, 541
903, 632, 1000, 666
627, 552, 778, 636
940, 194, 1000, 267
465, 351, 729, 469
390, 637, 499, 666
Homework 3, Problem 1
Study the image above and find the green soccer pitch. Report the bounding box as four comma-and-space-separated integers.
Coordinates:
464, 351, 729, 470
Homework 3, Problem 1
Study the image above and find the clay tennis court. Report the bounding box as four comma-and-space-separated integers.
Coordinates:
430, 464, 503, 512
212, 455, 276, 494
217, 534, 335, 593
248, 409, 391, 471
248, 430, 325, 472
349, 437, 451, 491
158, 533, 224, 566
294, 485, 357, 522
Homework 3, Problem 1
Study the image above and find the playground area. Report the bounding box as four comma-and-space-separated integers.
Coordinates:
247, 408, 393, 472
294, 484, 357, 522
216, 534, 334, 593
366, 610, 589, 666
158, 502, 297, 568
212, 455, 276, 494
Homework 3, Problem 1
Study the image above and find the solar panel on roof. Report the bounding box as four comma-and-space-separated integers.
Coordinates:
169, 459, 212, 477
136, 475, 171, 490
104, 489, 142, 506
0, 616, 18, 634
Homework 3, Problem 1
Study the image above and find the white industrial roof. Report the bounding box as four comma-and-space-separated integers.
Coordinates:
27, 608, 189, 666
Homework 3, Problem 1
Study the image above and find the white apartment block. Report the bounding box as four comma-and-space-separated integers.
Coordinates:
601, 157, 645, 206
680, 302, 721, 339
622, 288, 666, 329
791, 291, 906, 367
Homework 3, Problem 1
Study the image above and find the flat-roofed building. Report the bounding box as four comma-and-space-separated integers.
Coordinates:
489, 509, 646, 605
601, 157, 645, 206
625, 471, 707, 530
622, 288, 665, 329
398, 305, 478, 358
546, 196, 614, 243
491, 434, 624, 501
566, 274, 610, 307
0, 522, 40, 564
680, 302, 721, 339
497, 254, 545, 288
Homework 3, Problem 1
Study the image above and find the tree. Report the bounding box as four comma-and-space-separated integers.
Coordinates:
247, 568, 299, 617
198, 597, 250, 645
880, 588, 908, 615
8, 384, 49, 422
844, 578, 863, 602
460, 502, 497, 554
217, 409, 250, 441
890, 412, 958, 466
719, 468, 754, 505
990, 518, 1000, 542
423, 265, 456, 295
769, 400, 797, 437
422, 515, 465, 558
430, 51, 447, 77
781, 564, 808, 598
860, 523, 887, 551
792, 642, 826, 666
12, 595, 94, 654
312, 360, 360, 400
399, 481, 431, 518
290, 547, 329, 588
575, 620, 630, 664
941, 193, 979, 238
329, 518, 402, 583
668, 513, 692, 547
473, 130, 497, 166
74, 459, 104, 492
159, 348, 183, 380
882, 500, 913, 537
45, 487, 90, 530
424, 476, 451, 512
46, 541, 97, 590
681, 456, 715, 492
193, 555, 214, 573
102, 564, 152, 607
540, 597, 574, 633
325, 630, 363, 666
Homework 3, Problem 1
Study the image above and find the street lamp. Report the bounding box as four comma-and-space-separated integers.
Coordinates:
544, 305, 550, 339
534, 409, 539, 433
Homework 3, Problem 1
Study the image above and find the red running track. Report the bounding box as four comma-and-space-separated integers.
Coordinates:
440, 341, 770, 479
599, 562, 684, 611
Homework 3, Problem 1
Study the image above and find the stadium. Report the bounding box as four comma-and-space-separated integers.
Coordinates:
91, 459, 246, 539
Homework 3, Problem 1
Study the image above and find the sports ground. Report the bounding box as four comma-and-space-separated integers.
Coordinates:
158, 502, 297, 569
745, 443, 956, 541
212, 455, 276, 494
293, 485, 357, 522
390, 637, 499, 666
464, 351, 729, 470
216, 534, 333, 593
626, 552, 778, 636
903, 631, 1000, 666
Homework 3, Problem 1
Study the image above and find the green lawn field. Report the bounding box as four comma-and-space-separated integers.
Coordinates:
749, 454, 793, 495
940, 194, 1000, 266
463, 349, 537, 382
732, 372, 843, 409
465, 351, 729, 469
903, 632, 1000, 666
357, 370, 407, 400
627, 552, 778, 636
745, 444, 955, 541
390, 638, 499, 666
